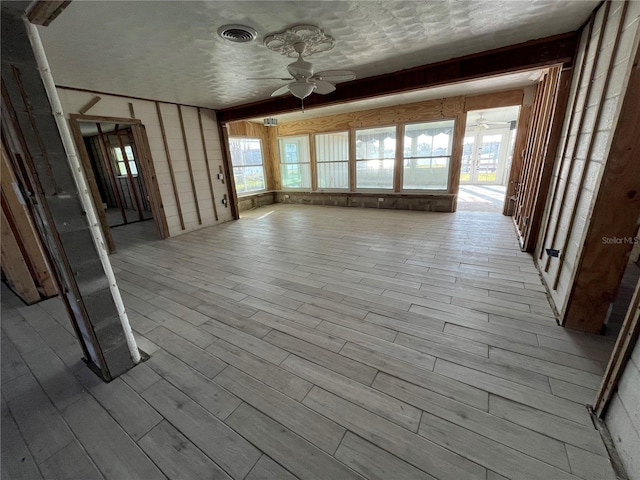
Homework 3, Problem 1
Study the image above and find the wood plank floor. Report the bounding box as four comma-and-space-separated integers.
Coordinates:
1, 204, 620, 480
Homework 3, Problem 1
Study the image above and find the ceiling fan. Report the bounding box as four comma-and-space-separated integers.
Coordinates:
473, 112, 510, 131
248, 38, 356, 107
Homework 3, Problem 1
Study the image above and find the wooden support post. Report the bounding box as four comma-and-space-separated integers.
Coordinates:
543, 4, 608, 272
218, 123, 239, 219
0, 207, 40, 303
594, 276, 640, 416
177, 105, 202, 225
1, 143, 57, 298
115, 132, 144, 221
522, 68, 572, 251
562, 37, 640, 332
553, 2, 625, 289
197, 108, 218, 221
96, 123, 127, 225
449, 112, 467, 206
131, 123, 170, 239
156, 102, 185, 230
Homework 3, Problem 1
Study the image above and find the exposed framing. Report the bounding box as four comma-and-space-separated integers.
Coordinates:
155, 102, 185, 230
197, 108, 219, 222
68, 114, 170, 242
552, 1, 625, 290
542, 6, 607, 273
177, 105, 202, 225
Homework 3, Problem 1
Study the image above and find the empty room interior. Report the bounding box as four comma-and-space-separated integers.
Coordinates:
2, 1, 640, 479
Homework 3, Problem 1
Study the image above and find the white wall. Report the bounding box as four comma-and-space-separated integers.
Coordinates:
606, 338, 640, 480
537, 1, 640, 315
57, 89, 234, 236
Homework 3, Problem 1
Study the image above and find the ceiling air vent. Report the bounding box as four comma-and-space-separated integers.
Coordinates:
218, 25, 258, 43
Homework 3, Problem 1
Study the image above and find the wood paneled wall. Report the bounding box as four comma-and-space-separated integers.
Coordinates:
57, 88, 233, 236
536, 1, 640, 331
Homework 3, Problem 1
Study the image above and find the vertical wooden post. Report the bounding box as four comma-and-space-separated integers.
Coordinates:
552, 2, 626, 289
156, 102, 185, 230
449, 112, 467, 209
197, 108, 218, 221
95, 123, 127, 224
177, 105, 201, 225
543, 4, 608, 272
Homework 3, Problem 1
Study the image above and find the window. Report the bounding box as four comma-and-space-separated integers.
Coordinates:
355, 126, 396, 189
113, 145, 138, 176
315, 132, 349, 189
228, 138, 266, 195
278, 136, 311, 189
402, 120, 454, 190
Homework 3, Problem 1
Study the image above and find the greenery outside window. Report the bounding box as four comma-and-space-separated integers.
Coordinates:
228, 138, 266, 195
279, 136, 311, 189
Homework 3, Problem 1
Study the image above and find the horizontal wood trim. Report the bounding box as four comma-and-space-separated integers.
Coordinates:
464, 89, 525, 112
27, 1, 71, 26
218, 32, 578, 122
69, 113, 142, 125
274, 98, 458, 136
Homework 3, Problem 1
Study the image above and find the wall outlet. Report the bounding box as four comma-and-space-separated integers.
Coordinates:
378, 197, 384, 202
217, 173, 224, 181
284, 194, 290, 199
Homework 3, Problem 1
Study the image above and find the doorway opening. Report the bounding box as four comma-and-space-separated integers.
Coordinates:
458, 106, 519, 212
69, 116, 169, 251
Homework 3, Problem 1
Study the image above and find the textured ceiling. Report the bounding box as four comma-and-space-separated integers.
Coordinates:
38, 1, 598, 110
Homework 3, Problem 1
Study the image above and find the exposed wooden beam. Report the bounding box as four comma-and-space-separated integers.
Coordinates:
78, 95, 101, 115
27, 1, 71, 26
218, 32, 578, 122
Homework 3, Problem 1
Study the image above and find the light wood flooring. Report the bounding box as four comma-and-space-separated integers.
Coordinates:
1, 204, 619, 480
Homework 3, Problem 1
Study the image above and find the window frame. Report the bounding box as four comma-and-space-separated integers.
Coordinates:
228, 137, 267, 197
354, 124, 397, 191
113, 145, 138, 177
400, 118, 456, 192
278, 135, 312, 190
314, 130, 350, 191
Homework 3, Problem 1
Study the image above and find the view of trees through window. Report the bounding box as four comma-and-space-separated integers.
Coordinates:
279, 136, 311, 189
228, 138, 266, 195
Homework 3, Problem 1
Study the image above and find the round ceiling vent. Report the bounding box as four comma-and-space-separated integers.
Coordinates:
217, 24, 258, 43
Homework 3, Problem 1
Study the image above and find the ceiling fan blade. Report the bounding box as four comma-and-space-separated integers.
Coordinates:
313, 79, 336, 95
271, 84, 291, 97
247, 77, 294, 80
312, 70, 356, 83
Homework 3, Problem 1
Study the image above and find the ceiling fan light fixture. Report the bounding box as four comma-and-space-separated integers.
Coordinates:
288, 82, 316, 100
217, 24, 258, 43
